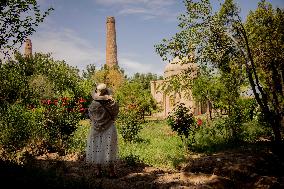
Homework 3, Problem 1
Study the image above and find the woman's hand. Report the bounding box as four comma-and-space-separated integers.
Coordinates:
107, 95, 113, 100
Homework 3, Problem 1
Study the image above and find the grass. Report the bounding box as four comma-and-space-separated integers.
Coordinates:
68, 117, 272, 169
118, 120, 187, 169
68, 119, 187, 169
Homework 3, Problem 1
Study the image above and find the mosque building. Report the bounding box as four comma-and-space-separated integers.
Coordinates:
150, 56, 207, 118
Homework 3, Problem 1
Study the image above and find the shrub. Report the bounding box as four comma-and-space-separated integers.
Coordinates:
116, 110, 143, 143
65, 120, 89, 153
0, 104, 45, 161
167, 103, 197, 149
192, 117, 231, 152
241, 118, 272, 142
42, 104, 81, 155
121, 154, 142, 166
225, 98, 258, 142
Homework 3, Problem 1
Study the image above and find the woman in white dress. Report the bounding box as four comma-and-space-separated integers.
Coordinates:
86, 83, 119, 177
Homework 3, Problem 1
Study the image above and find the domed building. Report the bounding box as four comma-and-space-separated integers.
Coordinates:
150, 56, 206, 118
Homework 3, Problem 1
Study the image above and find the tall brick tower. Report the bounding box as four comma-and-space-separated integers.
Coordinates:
106, 16, 118, 67
24, 38, 32, 57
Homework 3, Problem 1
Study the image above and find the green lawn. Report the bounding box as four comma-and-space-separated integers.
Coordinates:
118, 120, 187, 169
69, 119, 187, 169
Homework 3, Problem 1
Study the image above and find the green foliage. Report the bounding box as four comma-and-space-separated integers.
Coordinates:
65, 120, 89, 153
42, 104, 82, 154
241, 119, 272, 143
121, 154, 142, 166
0, 52, 90, 160
167, 103, 197, 148
82, 64, 96, 79
92, 65, 125, 93
116, 110, 143, 143
192, 118, 230, 152
0, 104, 45, 160
0, 53, 84, 105
118, 120, 186, 169
221, 98, 257, 142
155, 0, 283, 143
31, 53, 82, 97
0, 0, 53, 58
28, 74, 56, 99
115, 80, 157, 119
131, 72, 163, 90
245, 1, 283, 142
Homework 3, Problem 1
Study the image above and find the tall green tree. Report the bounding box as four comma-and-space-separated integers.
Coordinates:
245, 1, 284, 142
0, 0, 53, 59
155, 0, 283, 143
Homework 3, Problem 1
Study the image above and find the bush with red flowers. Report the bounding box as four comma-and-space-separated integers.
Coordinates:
37, 96, 92, 154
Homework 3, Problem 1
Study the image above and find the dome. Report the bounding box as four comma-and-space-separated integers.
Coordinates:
164, 56, 197, 78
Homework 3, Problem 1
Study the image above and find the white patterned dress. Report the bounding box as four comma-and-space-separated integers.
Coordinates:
86, 99, 119, 165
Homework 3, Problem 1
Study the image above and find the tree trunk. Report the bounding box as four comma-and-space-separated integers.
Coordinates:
239, 22, 282, 144
268, 111, 282, 144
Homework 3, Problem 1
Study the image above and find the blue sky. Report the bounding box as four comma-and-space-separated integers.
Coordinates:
25, 0, 284, 77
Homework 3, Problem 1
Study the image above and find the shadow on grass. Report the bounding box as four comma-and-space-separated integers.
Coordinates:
180, 140, 284, 189
0, 154, 155, 189
1, 141, 283, 189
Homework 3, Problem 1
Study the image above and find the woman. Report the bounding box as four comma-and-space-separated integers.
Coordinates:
86, 83, 119, 178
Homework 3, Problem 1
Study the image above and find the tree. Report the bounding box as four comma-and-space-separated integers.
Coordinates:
0, 52, 83, 105
245, 1, 284, 141
155, 0, 283, 144
191, 67, 227, 120
82, 64, 96, 79
0, 0, 53, 59
92, 65, 125, 94
115, 80, 157, 120
131, 72, 163, 90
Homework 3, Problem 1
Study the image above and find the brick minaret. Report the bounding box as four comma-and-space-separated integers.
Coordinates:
24, 39, 32, 57
106, 16, 118, 67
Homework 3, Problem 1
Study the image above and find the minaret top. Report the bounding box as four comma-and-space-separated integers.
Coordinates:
24, 38, 32, 57
106, 16, 115, 23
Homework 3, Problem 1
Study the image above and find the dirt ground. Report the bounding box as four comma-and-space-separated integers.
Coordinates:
1, 141, 284, 189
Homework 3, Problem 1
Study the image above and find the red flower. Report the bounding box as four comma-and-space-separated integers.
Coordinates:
79, 97, 86, 103
197, 118, 202, 126
47, 99, 51, 105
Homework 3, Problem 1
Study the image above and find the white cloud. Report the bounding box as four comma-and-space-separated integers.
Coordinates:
94, 0, 178, 20
119, 7, 148, 15
19, 27, 164, 77
119, 57, 164, 76
21, 28, 105, 72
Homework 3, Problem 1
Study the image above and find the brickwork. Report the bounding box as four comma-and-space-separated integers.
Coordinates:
24, 39, 32, 57
106, 16, 118, 67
